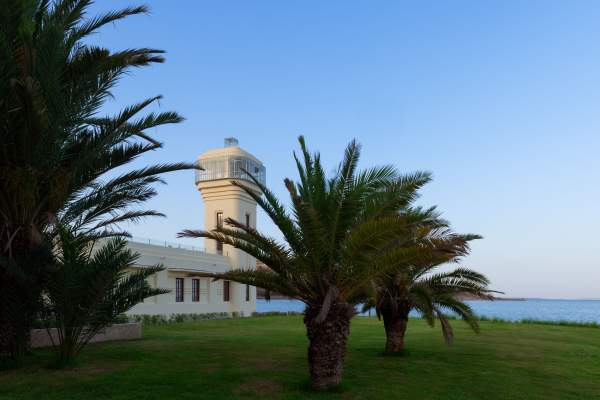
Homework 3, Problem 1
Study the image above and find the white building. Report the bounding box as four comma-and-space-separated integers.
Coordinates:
126, 138, 265, 317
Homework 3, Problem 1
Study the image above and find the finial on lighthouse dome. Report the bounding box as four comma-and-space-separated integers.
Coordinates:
195, 137, 266, 187
224, 137, 239, 147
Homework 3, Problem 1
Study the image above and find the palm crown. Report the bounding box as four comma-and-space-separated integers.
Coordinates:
364, 208, 492, 351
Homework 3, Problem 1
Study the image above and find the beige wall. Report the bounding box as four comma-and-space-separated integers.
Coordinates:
125, 241, 256, 316
196, 179, 259, 317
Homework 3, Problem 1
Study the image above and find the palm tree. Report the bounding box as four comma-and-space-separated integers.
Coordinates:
363, 214, 492, 354
43, 226, 168, 367
0, 0, 193, 363
180, 137, 431, 390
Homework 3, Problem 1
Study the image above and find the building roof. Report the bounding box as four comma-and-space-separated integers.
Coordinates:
197, 145, 263, 165
126, 240, 232, 274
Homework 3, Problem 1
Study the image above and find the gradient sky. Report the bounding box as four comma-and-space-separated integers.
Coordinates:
88, 1, 600, 299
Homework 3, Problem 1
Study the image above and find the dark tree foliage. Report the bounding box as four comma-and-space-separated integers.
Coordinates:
0, 0, 192, 364
361, 208, 493, 354
43, 226, 168, 367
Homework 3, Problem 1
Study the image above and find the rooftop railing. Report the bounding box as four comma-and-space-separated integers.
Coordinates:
128, 236, 218, 255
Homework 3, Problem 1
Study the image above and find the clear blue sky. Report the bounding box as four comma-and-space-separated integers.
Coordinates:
89, 1, 599, 299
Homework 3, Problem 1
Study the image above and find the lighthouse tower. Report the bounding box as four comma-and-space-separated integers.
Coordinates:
195, 138, 265, 315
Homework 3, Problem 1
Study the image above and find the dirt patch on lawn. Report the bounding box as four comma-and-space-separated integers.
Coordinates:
0, 369, 22, 383
0, 360, 122, 385
137, 339, 179, 351
234, 377, 282, 397
237, 356, 290, 371
63, 362, 122, 378
198, 362, 220, 373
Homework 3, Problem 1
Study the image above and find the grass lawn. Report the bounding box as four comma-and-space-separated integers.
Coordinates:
1, 316, 599, 399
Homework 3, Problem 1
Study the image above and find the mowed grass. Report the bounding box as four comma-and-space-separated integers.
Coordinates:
1, 316, 599, 400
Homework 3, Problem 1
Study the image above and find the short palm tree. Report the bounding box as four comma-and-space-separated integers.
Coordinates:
44, 226, 167, 367
0, 0, 192, 362
180, 137, 431, 390
364, 215, 492, 354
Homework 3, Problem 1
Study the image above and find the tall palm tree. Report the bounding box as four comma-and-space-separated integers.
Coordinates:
0, 0, 193, 363
364, 214, 492, 354
180, 137, 431, 390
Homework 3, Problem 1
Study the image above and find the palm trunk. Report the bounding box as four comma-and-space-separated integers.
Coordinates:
55, 327, 78, 368
304, 302, 354, 390
382, 307, 409, 354
0, 239, 50, 365
0, 268, 34, 364
0, 301, 30, 364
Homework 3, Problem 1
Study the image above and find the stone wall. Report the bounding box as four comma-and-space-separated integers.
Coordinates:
30, 323, 142, 348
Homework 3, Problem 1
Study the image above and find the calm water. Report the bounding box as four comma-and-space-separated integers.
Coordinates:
257, 299, 600, 323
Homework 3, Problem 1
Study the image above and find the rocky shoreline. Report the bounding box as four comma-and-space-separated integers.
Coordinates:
256, 288, 526, 301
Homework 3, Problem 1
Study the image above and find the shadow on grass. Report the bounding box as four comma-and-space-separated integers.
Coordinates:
296, 379, 350, 395
46, 357, 79, 370
379, 348, 411, 358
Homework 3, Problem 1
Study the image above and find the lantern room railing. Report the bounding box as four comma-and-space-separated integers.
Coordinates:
195, 156, 266, 186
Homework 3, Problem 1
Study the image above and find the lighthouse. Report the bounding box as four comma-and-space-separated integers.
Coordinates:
195, 138, 265, 315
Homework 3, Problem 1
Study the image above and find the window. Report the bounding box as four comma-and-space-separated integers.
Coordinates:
192, 279, 199, 302
216, 212, 224, 255
223, 280, 230, 302
246, 284, 250, 302
216, 211, 224, 228
245, 213, 250, 229
175, 278, 184, 302
200, 279, 209, 303
229, 157, 266, 185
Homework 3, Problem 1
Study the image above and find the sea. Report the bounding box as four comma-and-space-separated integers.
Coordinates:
256, 299, 600, 323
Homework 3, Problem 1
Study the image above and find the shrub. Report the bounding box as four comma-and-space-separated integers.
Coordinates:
127, 313, 233, 325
